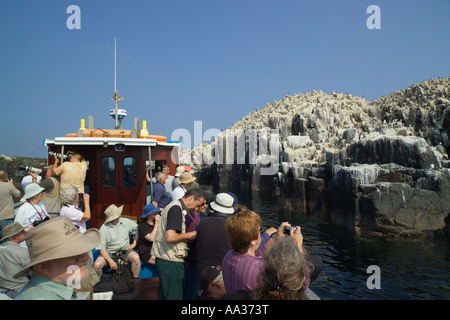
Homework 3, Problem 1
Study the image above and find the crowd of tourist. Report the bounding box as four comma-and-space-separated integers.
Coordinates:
0, 153, 321, 300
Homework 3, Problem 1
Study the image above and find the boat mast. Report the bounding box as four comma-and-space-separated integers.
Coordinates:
115, 36, 117, 94
110, 36, 126, 129
114, 37, 118, 129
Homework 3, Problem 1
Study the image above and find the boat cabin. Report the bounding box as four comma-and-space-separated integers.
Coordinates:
43, 39, 182, 228
44, 120, 180, 228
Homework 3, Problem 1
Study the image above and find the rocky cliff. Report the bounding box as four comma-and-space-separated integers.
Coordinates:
185, 78, 450, 239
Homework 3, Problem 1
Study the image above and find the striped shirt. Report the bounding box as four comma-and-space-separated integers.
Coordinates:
222, 249, 265, 292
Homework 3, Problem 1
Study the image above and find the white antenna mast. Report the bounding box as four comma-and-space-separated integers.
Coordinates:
114, 36, 117, 93
110, 36, 126, 129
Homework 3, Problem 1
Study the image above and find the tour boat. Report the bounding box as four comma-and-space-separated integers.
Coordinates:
44, 37, 180, 229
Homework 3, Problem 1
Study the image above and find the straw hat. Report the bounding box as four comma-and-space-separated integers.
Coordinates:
104, 204, 124, 224
14, 216, 101, 278
210, 193, 235, 214
179, 172, 196, 184
0, 222, 25, 242
22, 183, 45, 201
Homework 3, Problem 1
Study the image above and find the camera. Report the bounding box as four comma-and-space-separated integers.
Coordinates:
19, 165, 46, 176
48, 151, 72, 161
284, 226, 296, 235
78, 193, 85, 212
32, 217, 50, 227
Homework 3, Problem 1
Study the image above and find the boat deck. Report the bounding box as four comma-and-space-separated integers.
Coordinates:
128, 277, 159, 300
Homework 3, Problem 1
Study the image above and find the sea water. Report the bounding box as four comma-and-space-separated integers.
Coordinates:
218, 187, 450, 300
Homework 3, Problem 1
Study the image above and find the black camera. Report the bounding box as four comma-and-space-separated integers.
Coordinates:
284, 226, 296, 235
112, 249, 127, 258
19, 165, 46, 177
32, 217, 50, 227
78, 193, 85, 212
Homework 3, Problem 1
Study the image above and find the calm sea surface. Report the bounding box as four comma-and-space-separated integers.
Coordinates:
215, 187, 450, 300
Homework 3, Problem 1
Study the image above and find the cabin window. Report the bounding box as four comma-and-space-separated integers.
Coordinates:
123, 157, 137, 188
101, 157, 116, 188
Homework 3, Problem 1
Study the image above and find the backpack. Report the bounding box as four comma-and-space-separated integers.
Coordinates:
93, 264, 140, 300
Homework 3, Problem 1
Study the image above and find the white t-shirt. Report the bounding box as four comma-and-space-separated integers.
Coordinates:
59, 204, 86, 233
165, 175, 174, 194
14, 201, 49, 231
21, 175, 42, 191
171, 185, 186, 201
14, 201, 50, 248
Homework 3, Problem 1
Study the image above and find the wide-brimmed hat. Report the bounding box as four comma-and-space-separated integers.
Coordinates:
141, 203, 161, 219
14, 216, 101, 278
104, 204, 124, 224
175, 166, 185, 177
179, 172, 196, 184
22, 183, 45, 201
227, 192, 238, 206
0, 222, 25, 242
210, 193, 235, 214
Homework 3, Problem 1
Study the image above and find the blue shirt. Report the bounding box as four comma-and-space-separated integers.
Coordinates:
152, 182, 170, 208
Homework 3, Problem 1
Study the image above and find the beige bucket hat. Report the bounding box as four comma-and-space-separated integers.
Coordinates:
179, 172, 196, 184
104, 204, 124, 224
175, 166, 186, 177
14, 216, 101, 278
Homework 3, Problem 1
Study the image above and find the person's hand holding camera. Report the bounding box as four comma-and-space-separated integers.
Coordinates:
154, 213, 161, 225
276, 221, 291, 238
291, 226, 305, 254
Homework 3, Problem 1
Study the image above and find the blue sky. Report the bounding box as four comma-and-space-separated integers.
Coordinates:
1, 0, 449, 158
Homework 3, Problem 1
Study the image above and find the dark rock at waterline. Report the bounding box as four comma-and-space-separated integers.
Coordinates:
330, 164, 450, 239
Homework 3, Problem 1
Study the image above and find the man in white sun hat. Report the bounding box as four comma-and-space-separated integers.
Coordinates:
14, 216, 101, 300
196, 193, 236, 275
